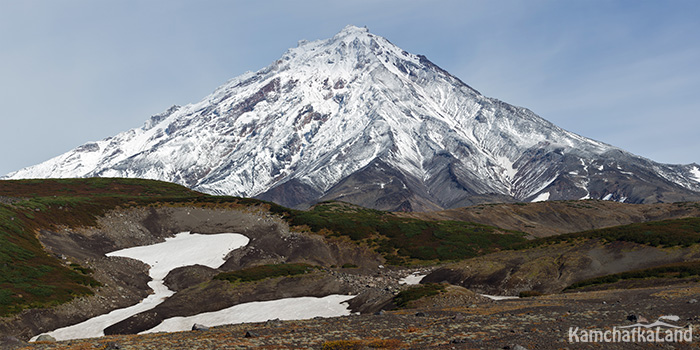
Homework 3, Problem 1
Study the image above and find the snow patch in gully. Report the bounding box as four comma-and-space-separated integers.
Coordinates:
142, 295, 354, 334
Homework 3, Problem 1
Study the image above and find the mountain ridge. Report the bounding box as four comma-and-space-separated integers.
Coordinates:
5, 25, 700, 210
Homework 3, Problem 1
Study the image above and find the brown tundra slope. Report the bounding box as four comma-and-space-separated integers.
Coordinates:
396, 200, 700, 237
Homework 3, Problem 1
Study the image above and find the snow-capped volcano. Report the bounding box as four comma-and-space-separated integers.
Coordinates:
5, 25, 700, 210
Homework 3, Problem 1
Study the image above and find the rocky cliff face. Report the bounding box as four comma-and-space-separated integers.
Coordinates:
6, 25, 700, 210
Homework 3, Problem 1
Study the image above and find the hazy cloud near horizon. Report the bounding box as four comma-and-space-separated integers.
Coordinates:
1, 0, 698, 176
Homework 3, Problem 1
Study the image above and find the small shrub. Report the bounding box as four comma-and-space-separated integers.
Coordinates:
69, 263, 94, 275
367, 338, 404, 348
214, 263, 318, 283
322, 340, 364, 350
519, 290, 543, 298
393, 283, 446, 308
321, 339, 404, 350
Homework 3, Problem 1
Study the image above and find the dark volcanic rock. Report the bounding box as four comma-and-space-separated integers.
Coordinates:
192, 324, 209, 331
164, 265, 218, 292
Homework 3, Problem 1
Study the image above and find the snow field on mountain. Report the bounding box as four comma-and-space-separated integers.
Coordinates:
32, 232, 249, 341
691, 166, 700, 182
142, 295, 355, 334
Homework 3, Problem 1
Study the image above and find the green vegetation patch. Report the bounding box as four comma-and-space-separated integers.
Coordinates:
565, 261, 700, 291
0, 204, 99, 316
0, 177, 212, 316
393, 283, 446, 308
0, 178, 297, 316
513, 217, 700, 250
214, 263, 318, 283
269, 202, 527, 264
0, 177, 201, 199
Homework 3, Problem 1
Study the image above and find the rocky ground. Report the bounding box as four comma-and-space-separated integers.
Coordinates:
2, 202, 699, 349
5, 282, 699, 350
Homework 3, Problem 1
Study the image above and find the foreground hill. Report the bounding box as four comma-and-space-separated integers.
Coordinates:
1, 178, 700, 348
0, 178, 521, 339
8, 283, 700, 349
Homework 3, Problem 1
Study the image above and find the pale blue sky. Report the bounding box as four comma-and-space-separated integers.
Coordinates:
1, 0, 699, 176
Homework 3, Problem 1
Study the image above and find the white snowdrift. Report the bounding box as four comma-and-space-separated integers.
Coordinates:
481, 294, 519, 301
142, 294, 355, 334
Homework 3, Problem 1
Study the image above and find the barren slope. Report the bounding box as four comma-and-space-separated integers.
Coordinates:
397, 200, 700, 237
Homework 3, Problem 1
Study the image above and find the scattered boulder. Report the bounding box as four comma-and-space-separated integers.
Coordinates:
346, 288, 394, 314
104, 342, 121, 350
452, 313, 466, 321
245, 331, 259, 338
689, 299, 698, 304
627, 314, 648, 323
265, 318, 283, 327
192, 323, 210, 331
165, 265, 218, 292
35, 334, 57, 342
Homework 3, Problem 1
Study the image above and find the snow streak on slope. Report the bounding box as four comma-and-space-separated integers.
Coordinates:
142, 295, 354, 334
6, 25, 700, 208
691, 167, 700, 182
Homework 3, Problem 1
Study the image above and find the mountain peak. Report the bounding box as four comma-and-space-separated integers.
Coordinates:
286, 24, 408, 69
5, 26, 700, 210
336, 24, 370, 36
